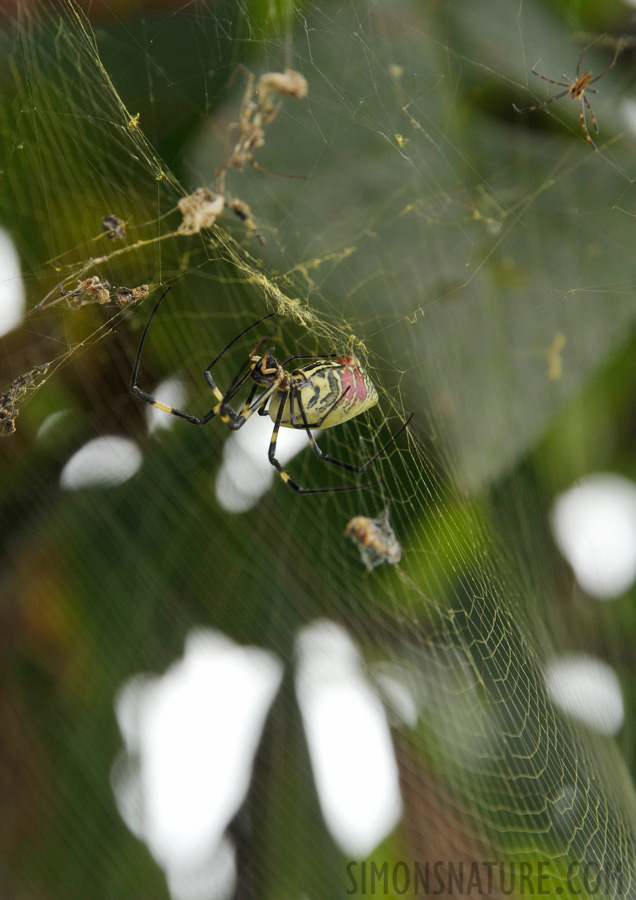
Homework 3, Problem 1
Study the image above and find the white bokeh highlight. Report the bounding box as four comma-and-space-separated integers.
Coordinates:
60, 435, 142, 490
551, 473, 636, 599
165, 837, 236, 900
215, 411, 316, 513
146, 376, 188, 435
372, 662, 419, 728
295, 620, 402, 856
37, 409, 72, 442
113, 631, 283, 898
544, 654, 624, 735
621, 99, 636, 134
0, 228, 25, 338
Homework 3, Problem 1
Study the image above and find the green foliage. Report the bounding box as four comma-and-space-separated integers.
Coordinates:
0, 0, 635, 897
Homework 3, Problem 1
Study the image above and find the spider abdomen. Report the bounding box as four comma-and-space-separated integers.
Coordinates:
269, 355, 378, 429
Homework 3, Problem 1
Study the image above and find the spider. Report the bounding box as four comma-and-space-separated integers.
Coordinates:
130, 288, 413, 494
514, 40, 621, 150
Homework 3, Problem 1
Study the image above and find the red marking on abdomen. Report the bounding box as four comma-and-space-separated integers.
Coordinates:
336, 357, 368, 405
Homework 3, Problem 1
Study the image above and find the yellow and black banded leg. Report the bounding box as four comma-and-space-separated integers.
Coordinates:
204, 322, 276, 409
131, 286, 276, 427
131, 295, 225, 423
292, 388, 415, 477
268, 394, 383, 494
216, 362, 262, 425
227, 382, 279, 431
130, 385, 223, 425
289, 388, 378, 483
130, 286, 227, 425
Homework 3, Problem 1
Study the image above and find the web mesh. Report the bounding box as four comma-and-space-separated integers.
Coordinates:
1, 1, 635, 898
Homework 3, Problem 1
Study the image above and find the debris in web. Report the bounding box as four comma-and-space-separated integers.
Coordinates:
0, 363, 50, 437
218, 68, 308, 187
177, 188, 225, 235
177, 187, 264, 244
226, 198, 264, 246
115, 284, 149, 308
101, 215, 127, 240
61, 276, 111, 308
38, 276, 150, 311
547, 332, 566, 381
209, 68, 309, 243
258, 70, 309, 100
345, 507, 402, 570
36, 69, 308, 311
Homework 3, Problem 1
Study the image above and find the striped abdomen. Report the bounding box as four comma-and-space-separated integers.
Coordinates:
268, 355, 378, 429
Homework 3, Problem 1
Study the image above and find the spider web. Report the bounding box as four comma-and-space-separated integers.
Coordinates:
1, 1, 636, 898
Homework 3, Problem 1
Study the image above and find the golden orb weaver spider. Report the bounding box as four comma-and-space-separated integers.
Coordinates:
513, 39, 621, 150
130, 288, 413, 494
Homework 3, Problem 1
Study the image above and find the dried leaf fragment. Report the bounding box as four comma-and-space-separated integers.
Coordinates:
0, 363, 49, 437
115, 284, 149, 308
101, 215, 127, 240
177, 188, 225, 235
259, 70, 308, 99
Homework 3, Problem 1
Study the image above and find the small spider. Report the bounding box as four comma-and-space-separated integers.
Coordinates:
131, 288, 413, 494
514, 40, 621, 150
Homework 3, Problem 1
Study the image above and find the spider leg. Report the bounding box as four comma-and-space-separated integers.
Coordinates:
267, 394, 382, 494
294, 389, 414, 476
131, 286, 171, 384
131, 288, 276, 426
131, 384, 221, 425
219, 381, 261, 426
575, 43, 589, 79
530, 69, 570, 87
250, 159, 307, 181
242, 352, 341, 418
583, 94, 600, 133
210, 333, 275, 420
203, 314, 276, 396
289, 389, 381, 481
202, 318, 276, 422
588, 42, 621, 85
580, 95, 599, 150
130, 286, 222, 424
278, 353, 339, 367
227, 382, 280, 431
513, 86, 571, 114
